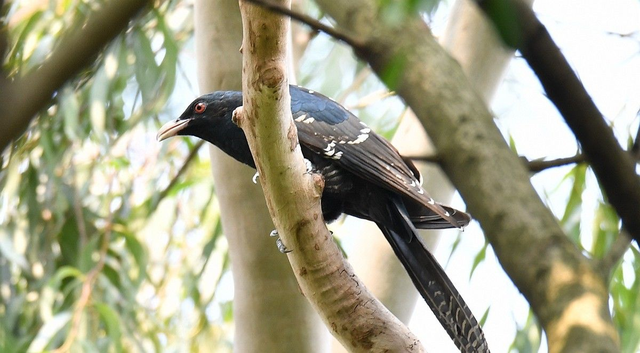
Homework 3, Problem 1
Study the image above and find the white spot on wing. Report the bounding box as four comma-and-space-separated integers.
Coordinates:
323, 141, 337, 157
360, 128, 371, 134
303, 117, 315, 124
323, 141, 336, 152
295, 114, 307, 122
332, 151, 343, 160
427, 198, 435, 204
347, 133, 369, 145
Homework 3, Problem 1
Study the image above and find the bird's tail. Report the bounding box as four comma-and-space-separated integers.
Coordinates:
377, 198, 489, 353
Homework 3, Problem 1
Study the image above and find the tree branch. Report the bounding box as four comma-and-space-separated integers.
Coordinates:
475, 0, 640, 245
236, 1, 424, 351
312, 0, 619, 351
408, 153, 586, 173
195, 0, 328, 350
240, 0, 365, 50
0, 0, 151, 152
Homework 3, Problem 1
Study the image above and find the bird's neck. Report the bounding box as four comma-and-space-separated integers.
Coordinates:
203, 92, 256, 169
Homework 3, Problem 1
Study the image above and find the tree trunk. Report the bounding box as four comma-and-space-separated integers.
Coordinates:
194, 0, 327, 351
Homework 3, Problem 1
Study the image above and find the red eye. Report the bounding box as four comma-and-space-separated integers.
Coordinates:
194, 102, 207, 114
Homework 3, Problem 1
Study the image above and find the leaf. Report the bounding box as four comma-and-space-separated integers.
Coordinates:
469, 240, 488, 280
121, 231, 148, 285
89, 67, 109, 140
133, 27, 161, 105
26, 311, 72, 352
0, 230, 30, 271
60, 87, 80, 140
481, 0, 522, 49
508, 310, 541, 353
591, 201, 619, 259
479, 306, 491, 327
560, 164, 587, 244
94, 302, 124, 352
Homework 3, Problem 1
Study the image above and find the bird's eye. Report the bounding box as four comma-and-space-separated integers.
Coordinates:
194, 102, 207, 114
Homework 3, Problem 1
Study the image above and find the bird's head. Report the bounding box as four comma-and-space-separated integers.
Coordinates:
156, 91, 242, 143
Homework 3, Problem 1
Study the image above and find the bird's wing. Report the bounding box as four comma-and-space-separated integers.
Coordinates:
290, 86, 459, 227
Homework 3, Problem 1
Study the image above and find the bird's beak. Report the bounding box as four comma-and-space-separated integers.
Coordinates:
157, 119, 191, 141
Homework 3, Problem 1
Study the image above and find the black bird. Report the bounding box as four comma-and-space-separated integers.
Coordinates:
158, 85, 489, 352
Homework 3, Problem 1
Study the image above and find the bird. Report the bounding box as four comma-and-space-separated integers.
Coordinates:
157, 85, 489, 352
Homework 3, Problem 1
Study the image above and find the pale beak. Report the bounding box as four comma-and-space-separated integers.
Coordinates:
157, 119, 191, 141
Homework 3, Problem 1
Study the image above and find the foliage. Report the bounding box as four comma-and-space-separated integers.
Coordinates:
1, 1, 232, 351
0, 0, 639, 352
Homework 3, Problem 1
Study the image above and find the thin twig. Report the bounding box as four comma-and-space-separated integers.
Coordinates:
406, 154, 442, 164
346, 90, 396, 110
241, 0, 365, 50
526, 154, 586, 173
408, 153, 586, 173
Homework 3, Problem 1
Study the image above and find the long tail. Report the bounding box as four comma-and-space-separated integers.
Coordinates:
377, 198, 489, 352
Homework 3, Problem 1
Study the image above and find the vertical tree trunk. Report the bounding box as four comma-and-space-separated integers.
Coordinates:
194, 0, 327, 351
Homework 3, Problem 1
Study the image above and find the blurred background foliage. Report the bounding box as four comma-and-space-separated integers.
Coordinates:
0, 0, 639, 352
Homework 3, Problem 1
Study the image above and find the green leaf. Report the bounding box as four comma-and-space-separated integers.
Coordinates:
0, 230, 30, 271
94, 302, 124, 352
26, 311, 72, 352
481, 0, 522, 49
133, 27, 161, 105
560, 164, 587, 245
509, 310, 541, 353
469, 240, 488, 280
591, 201, 619, 259
89, 67, 109, 140
60, 87, 80, 140
121, 231, 148, 285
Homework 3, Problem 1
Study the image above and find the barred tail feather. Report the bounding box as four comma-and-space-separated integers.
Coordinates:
377, 199, 489, 353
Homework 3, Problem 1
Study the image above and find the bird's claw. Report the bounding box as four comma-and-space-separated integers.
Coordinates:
276, 238, 293, 254
269, 229, 292, 253
252, 171, 259, 184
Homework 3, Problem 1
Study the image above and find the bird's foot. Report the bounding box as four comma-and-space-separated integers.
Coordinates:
275, 238, 293, 254
252, 171, 259, 184
269, 230, 292, 253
